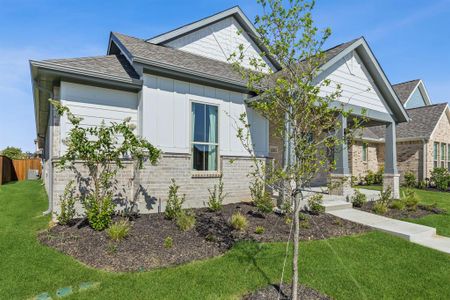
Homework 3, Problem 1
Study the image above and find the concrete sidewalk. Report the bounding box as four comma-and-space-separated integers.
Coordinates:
329, 208, 450, 254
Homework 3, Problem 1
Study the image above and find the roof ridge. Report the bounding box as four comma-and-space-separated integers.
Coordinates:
322, 37, 361, 53
392, 79, 421, 86
44, 54, 120, 62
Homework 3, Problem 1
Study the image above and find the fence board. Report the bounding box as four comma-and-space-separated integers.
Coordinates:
0, 156, 16, 184
12, 159, 42, 181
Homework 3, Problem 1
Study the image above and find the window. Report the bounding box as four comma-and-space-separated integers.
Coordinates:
191, 102, 218, 171
441, 143, 447, 168
434, 142, 439, 169
362, 143, 368, 162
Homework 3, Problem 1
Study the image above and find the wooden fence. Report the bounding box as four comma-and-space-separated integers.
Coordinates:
0, 156, 41, 184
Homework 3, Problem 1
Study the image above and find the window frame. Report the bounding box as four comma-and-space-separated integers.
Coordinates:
190, 100, 220, 174
441, 143, 447, 168
434, 142, 439, 169
362, 143, 368, 162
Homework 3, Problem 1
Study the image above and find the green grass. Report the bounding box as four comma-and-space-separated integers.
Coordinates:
362, 185, 450, 237
1, 181, 450, 299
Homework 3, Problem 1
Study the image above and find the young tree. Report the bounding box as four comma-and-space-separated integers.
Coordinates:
50, 100, 160, 230
230, 1, 365, 298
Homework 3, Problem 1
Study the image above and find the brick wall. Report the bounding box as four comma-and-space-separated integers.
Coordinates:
397, 141, 424, 181
349, 142, 382, 178
51, 154, 265, 216
426, 111, 450, 178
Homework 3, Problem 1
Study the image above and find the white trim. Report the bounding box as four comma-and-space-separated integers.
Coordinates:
403, 80, 432, 107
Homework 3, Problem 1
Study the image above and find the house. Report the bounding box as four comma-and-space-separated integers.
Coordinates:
30, 6, 408, 216
352, 79, 450, 183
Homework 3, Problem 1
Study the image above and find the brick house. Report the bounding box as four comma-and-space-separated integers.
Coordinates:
31, 6, 408, 216
353, 79, 450, 182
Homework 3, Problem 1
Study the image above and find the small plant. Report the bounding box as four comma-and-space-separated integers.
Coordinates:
107, 219, 131, 241
404, 171, 416, 188
373, 202, 388, 214
250, 180, 274, 214
351, 189, 367, 208
417, 180, 426, 189
390, 200, 405, 211
374, 166, 384, 184
402, 189, 419, 211
300, 219, 310, 229
332, 218, 343, 226
430, 168, 450, 191
365, 170, 376, 185
57, 180, 77, 225
164, 236, 173, 249
84, 194, 115, 231
255, 226, 265, 234
307, 194, 324, 215
207, 177, 227, 212
106, 242, 118, 254
165, 179, 185, 220
176, 210, 196, 231
230, 212, 248, 231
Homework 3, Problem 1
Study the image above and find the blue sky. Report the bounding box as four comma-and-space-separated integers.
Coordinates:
1, 0, 450, 152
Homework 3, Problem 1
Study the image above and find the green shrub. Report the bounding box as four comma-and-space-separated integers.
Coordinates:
308, 194, 324, 215
207, 178, 227, 212
107, 219, 131, 241
176, 210, 196, 231
430, 168, 450, 191
378, 187, 393, 207
417, 180, 427, 189
300, 219, 311, 229
404, 171, 416, 188
351, 189, 367, 208
230, 212, 248, 231
57, 180, 77, 225
164, 236, 173, 249
402, 189, 419, 211
365, 170, 376, 185
390, 200, 405, 211
250, 180, 274, 214
165, 179, 185, 220
373, 202, 388, 214
255, 226, 265, 234
84, 194, 115, 231
375, 166, 384, 184
351, 176, 359, 186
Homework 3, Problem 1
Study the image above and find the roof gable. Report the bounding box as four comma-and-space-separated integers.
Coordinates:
316, 37, 409, 123
147, 6, 280, 71
393, 79, 432, 108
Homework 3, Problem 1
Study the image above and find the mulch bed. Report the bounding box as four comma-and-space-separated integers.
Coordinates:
39, 202, 370, 272
357, 201, 446, 219
242, 284, 331, 300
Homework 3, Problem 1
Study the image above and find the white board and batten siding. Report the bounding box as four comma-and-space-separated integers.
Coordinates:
140, 74, 269, 157
59, 81, 139, 154
317, 51, 390, 114
165, 16, 275, 73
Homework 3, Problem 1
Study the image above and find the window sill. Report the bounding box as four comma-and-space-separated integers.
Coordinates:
191, 171, 222, 178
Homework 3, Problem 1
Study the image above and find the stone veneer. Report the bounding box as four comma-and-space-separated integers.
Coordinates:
50, 154, 266, 216
425, 112, 450, 178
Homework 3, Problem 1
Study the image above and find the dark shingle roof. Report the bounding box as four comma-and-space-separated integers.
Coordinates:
392, 79, 420, 104
364, 103, 448, 140
43, 54, 140, 81
113, 32, 246, 85
322, 38, 360, 65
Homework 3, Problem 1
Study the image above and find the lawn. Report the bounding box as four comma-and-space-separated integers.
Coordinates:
1, 181, 449, 300
363, 185, 450, 237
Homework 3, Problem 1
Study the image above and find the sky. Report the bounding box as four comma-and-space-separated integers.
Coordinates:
1, 0, 450, 152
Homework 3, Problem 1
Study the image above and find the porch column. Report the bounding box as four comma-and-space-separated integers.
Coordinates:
383, 122, 400, 199
329, 114, 352, 197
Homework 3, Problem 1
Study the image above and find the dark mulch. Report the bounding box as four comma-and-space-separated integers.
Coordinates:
243, 284, 331, 300
39, 202, 369, 272
357, 201, 446, 219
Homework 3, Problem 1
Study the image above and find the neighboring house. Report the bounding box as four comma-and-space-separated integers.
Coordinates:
31, 6, 408, 216
353, 79, 450, 182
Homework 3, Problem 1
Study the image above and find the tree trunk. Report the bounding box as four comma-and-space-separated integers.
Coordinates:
291, 191, 301, 300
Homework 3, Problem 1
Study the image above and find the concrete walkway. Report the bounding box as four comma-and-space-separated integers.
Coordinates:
329, 207, 450, 254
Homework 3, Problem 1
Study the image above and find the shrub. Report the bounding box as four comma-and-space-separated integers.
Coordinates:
308, 194, 324, 215
250, 180, 274, 214
417, 180, 427, 189
375, 166, 384, 184
351, 189, 367, 208
351, 176, 359, 186
207, 178, 227, 212
107, 219, 131, 241
390, 200, 405, 211
402, 189, 419, 211
165, 179, 185, 220
404, 171, 416, 188
230, 212, 248, 231
255, 226, 265, 234
300, 219, 311, 229
57, 180, 77, 225
430, 168, 450, 191
164, 236, 173, 249
176, 210, 196, 231
365, 170, 376, 185
373, 202, 388, 214
84, 194, 115, 231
